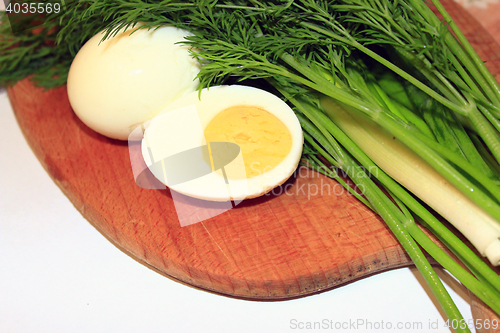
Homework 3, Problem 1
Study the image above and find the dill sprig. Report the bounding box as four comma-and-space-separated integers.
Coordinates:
0, 11, 67, 87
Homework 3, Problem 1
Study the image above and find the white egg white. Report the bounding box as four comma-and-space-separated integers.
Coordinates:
67, 24, 200, 140
141, 85, 304, 201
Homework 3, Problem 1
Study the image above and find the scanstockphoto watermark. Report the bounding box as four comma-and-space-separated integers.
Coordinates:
289, 318, 500, 331
290, 318, 432, 331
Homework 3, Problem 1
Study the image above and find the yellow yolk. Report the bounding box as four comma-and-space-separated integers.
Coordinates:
204, 105, 293, 179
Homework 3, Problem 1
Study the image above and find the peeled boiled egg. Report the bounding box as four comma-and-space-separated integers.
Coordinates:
67, 25, 200, 140
141, 85, 303, 201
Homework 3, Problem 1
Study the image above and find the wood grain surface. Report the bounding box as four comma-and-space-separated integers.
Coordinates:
6, 0, 500, 307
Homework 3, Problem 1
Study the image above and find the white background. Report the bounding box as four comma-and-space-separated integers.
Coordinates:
0, 88, 479, 332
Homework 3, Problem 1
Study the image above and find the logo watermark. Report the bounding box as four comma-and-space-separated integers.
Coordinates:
128, 105, 247, 227
128, 105, 377, 226
264, 165, 376, 200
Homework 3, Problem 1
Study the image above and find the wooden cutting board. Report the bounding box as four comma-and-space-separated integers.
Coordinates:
7, 0, 500, 303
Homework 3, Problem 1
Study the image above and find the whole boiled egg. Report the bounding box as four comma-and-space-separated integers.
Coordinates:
67, 24, 200, 140
141, 85, 303, 201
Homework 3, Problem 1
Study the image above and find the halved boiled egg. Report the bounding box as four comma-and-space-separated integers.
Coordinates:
141, 85, 303, 201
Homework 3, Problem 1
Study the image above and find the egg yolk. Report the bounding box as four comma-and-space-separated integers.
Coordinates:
204, 105, 293, 179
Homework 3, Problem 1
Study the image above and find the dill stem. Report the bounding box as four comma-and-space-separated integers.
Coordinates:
410, 0, 500, 107
293, 98, 469, 330
391, 47, 468, 107
468, 106, 500, 163
298, 21, 468, 115
299, 103, 469, 332
315, 97, 500, 312
347, 162, 469, 333
479, 105, 500, 134
299, 97, 500, 294
406, 223, 500, 315
280, 52, 500, 216
376, 112, 500, 220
